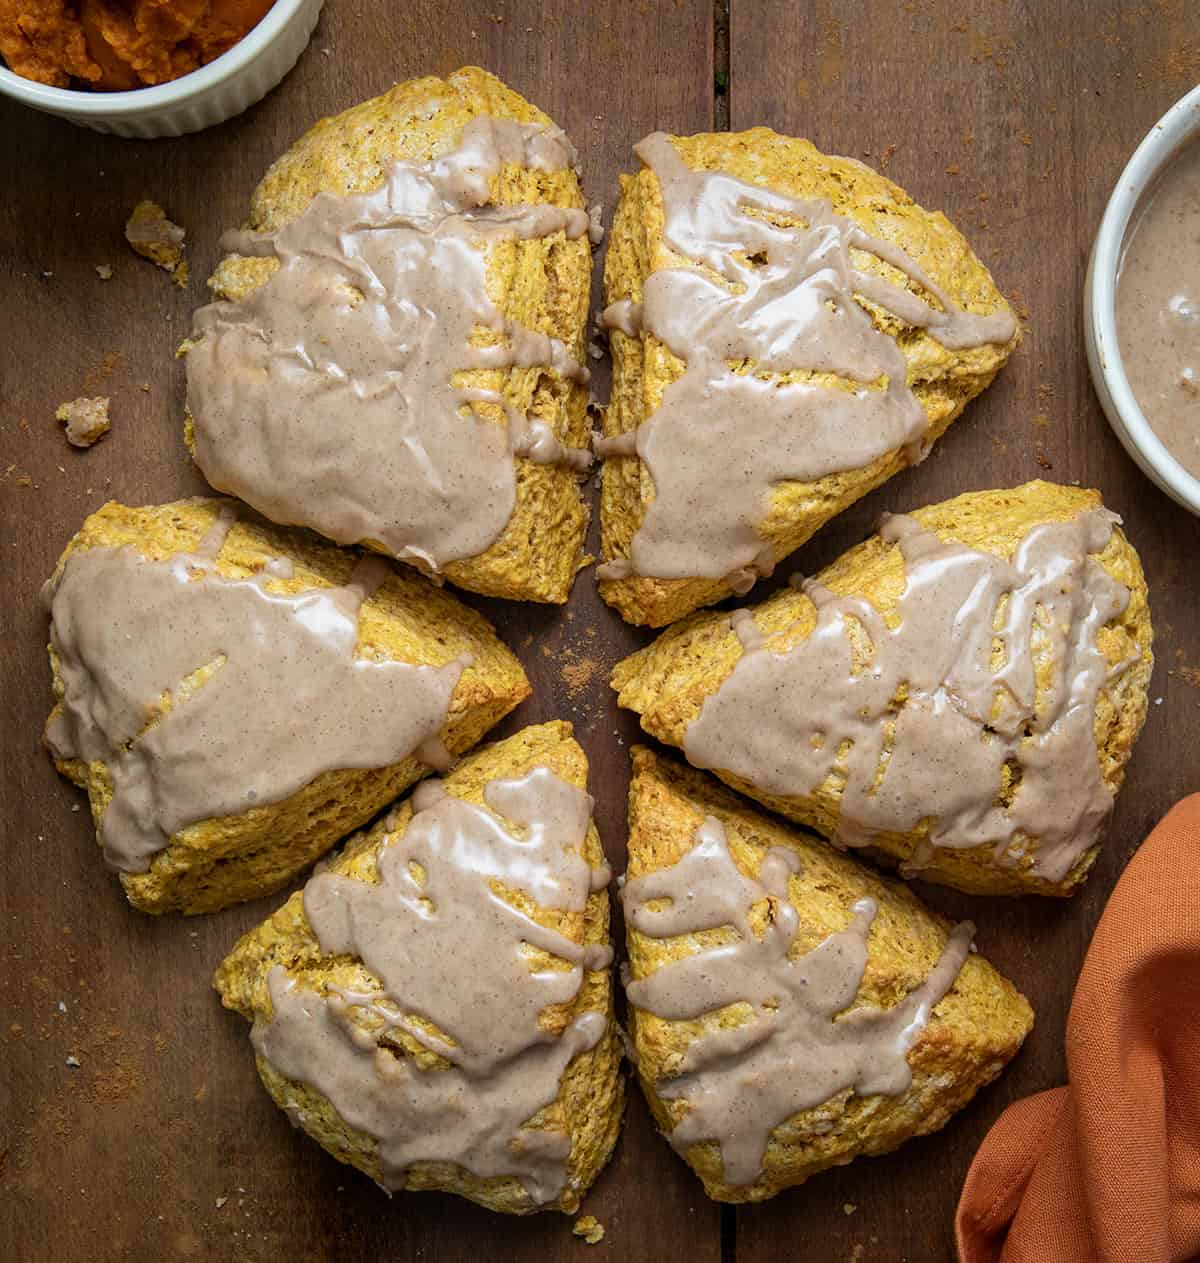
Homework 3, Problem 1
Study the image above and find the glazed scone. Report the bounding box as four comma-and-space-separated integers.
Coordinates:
184, 66, 594, 604
622, 747, 1033, 1202
44, 498, 530, 915
215, 722, 623, 1214
613, 482, 1152, 896
598, 128, 1020, 627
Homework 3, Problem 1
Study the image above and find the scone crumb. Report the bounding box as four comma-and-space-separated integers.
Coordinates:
96, 264, 113, 280
843, 1202, 858, 1215
82, 350, 124, 393
572, 1215, 605, 1244
560, 648, 601, 699
55, 397, 111, 448
125, 200, 187, 286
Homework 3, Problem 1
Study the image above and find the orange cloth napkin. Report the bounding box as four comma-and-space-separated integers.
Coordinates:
956, 795, 1200, 1263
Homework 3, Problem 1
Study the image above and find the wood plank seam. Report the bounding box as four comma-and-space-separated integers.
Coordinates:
714, 0, 731, 131
717, 14, 734, 1257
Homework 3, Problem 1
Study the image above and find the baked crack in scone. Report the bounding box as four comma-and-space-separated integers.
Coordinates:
598, 128, 1020, 626
184, 66, 594, 604
43, 498, 529, 915
215, 722, 622, 1215
621, 747, 1033, 1202
613, 482, 1152, 896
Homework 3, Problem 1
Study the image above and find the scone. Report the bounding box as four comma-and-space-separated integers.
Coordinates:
184, 66, 594, 604
622, 747, 1033, 1202
44, 498, 530, 915
613, 482, 1152, 896
214, 722, 622, 1215
598, 128, 1020, 626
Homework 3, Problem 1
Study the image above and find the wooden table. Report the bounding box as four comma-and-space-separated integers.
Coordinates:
1, 2, 1197, 1259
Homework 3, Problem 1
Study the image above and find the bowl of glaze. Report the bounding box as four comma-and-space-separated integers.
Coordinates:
0, 0, 323, 138
1085, 83, 1200, 516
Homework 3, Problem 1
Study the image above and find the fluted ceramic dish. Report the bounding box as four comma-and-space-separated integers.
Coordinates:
1085, 83, 1200, 517
0, 0, 323, 138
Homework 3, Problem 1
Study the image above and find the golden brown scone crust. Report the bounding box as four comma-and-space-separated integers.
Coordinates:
214, 721, 623, 1215
184, 66, 593, 604
613, 482, 1153, 896
600, 128, 1021, 627
624, 747, 1034, 1202
45, 497, 530, 915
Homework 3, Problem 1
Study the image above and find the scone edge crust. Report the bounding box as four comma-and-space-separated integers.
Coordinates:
612, 481, 1153, 896
600, 127, 1022, 627
214, 720, 623, 1215
45, 497, 531, 915
624, 746, 1034, 1202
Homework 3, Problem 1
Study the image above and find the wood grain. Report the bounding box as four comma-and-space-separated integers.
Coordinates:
0, 2, 716, 1260
730, 2, 1200, 1259
1, 0, 1196, 1259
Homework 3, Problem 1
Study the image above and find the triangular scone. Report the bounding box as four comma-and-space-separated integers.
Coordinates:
613, 482, 1153, 896
599, 128, 1021, 626
622, 747, 1033, 1202
44, 498, 529, 915
184, 67, 593, 604
215, 722, 622, 1215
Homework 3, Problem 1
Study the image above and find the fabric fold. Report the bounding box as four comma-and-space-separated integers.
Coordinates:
957, 795, 1200, 1263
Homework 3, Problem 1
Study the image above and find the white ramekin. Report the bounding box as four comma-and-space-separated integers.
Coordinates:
0, 0, 322, 138
1085, 84, 1200, 517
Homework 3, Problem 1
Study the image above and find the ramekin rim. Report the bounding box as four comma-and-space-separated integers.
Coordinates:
0, 0, 308, 115
1089, 83, 1200, 513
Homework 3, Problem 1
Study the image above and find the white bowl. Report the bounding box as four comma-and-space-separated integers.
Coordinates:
1085, 84, 1200, 517
0, 0, 322, 138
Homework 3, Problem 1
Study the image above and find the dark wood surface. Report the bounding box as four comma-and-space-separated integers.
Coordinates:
1, 3, 1196, 1260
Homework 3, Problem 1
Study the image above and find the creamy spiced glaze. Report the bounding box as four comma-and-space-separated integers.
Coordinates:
596, 133, 1016, 587
684, 509, 1130, 883
1116, 141, 1200, 479
44, 511, 466, 874
187, 117, 592, 574
622, 815, 972, 1186
254, 766, 612, 1205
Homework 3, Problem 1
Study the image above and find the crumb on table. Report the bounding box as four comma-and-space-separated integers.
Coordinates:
572, 1215, 605, 1245
56, 397, 111, 448
125, 201, 188, 287
95, 264, 113, 280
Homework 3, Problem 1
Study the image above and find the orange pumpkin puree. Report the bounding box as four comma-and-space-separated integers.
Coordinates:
0, 0, 274, 89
